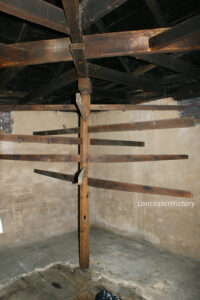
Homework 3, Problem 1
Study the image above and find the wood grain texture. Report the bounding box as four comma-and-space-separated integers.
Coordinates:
79, 78, 91, 269
90, 154, 188, 163
2, 28, 200, 68
33, 117, 195, 135
34, 169, 192, 198
0, 154, 188, 163
149, 14, 200, 49
0, 104, 193, 111
0, 0, 70, 34
0, 134, 144, 147
0, 154, 80, 162
0, 134, 81, 145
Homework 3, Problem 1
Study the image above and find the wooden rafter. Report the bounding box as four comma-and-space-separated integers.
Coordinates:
0, 23, 28, 91
88, 63, 163, 94
145, 0, 167, 27
81, 0, 128, 29
0, 0, 70, 34
135, 53, 200, 81
149, 14, 200, 49
0, 0, 127, 34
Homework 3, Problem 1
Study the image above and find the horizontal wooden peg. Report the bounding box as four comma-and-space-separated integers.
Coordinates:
34, 169, 192, 198
0, 154, 188, 163
0, 154, 80, 162
33, 117, 195, 136
0, 134, 145, 147
89, 154, 189, 163
0, 104, 197, 112
0, 134, 81, 145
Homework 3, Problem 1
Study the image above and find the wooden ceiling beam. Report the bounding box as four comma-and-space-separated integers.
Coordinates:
149, 14, 200, 49
0, 28, 200, 68
0, 0, 127, 35
0, 42, 26, 63
0, 0, 70, 34
1, 28, 200, 69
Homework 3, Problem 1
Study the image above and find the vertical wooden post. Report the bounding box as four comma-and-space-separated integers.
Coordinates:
78, 78, 92, 269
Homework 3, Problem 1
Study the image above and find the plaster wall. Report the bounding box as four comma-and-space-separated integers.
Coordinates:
0, 111, 82, 249
90, 98, 200, 258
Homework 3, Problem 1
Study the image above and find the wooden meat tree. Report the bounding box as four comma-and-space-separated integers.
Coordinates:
0, 0, 199, 268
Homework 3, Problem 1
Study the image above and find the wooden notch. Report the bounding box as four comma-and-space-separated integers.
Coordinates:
0, 154, 188, 163
78, 167, 87, 185
34, 169, 192, 198
33, 117, 195, 136
76, 93, 87, 120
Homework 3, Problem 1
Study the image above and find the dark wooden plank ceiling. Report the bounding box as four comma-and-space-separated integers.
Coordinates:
0, 0, 200, 105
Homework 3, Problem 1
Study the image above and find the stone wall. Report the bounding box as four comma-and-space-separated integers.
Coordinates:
0, 111, 80, 248
90, 98, 200, 259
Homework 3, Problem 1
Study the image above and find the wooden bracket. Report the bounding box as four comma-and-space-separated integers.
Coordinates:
78, 167, 87, 185
76, 93, 87, 120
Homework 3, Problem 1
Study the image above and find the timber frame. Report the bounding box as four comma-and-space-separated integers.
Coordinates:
0, 0, 199, 268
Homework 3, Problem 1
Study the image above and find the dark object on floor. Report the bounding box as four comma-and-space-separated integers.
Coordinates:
51, 282, 62, 289
96, 289, 121, 300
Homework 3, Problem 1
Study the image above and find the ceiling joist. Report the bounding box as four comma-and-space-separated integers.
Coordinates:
1, 28, 200, 69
